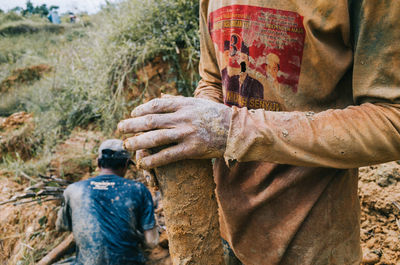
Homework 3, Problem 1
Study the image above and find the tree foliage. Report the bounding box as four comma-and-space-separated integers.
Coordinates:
20, 1, 59, 18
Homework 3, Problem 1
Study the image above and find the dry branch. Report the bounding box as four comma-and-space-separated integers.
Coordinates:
36, 233, 75, 265
0, 174, 69, 206
20, 171, 39, 183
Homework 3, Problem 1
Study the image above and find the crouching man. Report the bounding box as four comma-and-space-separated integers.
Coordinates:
56, 139, 158, 265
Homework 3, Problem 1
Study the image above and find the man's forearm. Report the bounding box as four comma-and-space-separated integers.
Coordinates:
118, 98, 400, 170
225, 102, 400, 168
144, 226, 159, 248
55, 206, 72, 232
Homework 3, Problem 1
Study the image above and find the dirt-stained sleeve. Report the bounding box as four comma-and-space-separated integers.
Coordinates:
194, 0, 223, 103
56, 189, 72, 232
224, 1, 400, 168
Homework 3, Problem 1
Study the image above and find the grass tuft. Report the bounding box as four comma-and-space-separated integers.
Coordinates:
0, 21, 64, 36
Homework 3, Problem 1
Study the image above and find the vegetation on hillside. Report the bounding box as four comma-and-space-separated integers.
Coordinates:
0, 0, 200, 177
0, 0, 199, 263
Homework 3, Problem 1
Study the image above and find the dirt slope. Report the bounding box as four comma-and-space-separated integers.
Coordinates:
0, 177, 65, 265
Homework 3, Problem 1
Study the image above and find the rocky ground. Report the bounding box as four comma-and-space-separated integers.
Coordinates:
359, 162, 400, 265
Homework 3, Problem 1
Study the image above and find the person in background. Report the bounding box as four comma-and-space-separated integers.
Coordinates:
56, 139, 158, 265
69, 12, 76, 23
47, 10, 61, 24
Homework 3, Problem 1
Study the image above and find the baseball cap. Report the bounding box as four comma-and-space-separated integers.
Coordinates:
98, 139, 131, 160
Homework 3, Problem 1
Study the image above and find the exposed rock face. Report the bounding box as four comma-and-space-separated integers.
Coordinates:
0, 111, 35, 161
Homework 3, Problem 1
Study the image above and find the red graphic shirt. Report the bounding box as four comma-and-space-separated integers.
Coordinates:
208, 5, 306, 110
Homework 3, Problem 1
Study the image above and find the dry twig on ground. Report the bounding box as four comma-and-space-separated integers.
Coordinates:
0, 173, 70, 206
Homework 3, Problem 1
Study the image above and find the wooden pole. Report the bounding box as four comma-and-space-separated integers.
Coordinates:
36, 233, 75, 265
154, 159, 224, 265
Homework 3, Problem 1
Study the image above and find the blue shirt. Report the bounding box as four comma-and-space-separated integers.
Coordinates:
57, 175, 155, 265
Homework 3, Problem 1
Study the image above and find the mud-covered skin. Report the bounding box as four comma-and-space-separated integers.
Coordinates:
118, 97, 232, 169
136, 149, 158, 188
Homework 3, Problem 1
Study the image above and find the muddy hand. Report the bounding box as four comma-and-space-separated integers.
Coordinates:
118, 97, 232, 169
136, 149, 158, 188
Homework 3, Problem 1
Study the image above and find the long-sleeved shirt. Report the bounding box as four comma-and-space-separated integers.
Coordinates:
195, 1, 400, 264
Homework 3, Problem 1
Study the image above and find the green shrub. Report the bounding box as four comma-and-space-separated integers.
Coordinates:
0, 21, 64, 36
0, 12, 24, 25
104, 0, 200, 96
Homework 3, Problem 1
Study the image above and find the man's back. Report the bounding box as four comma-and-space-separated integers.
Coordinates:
58, 174, 155, 265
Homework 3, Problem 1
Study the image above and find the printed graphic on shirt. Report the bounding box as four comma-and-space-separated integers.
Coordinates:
209, 5, 306, 110
90, 181, 115, 190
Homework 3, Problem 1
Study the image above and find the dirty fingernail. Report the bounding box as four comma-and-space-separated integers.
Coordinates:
136, 150, 145, 160
123, 139, 132, 150
118, 121, 126, 132
139, 157, 152, 170
131, 108, 139, 117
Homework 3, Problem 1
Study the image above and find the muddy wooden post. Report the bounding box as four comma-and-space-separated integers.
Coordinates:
154, 159, 224, 265
37, 233, 75, 265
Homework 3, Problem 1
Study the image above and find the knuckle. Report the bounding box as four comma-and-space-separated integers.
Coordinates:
177, 129, 188, 139
185, 126, 196, 135
184, 145, 196, 157
163, 149, 178, 162
180, 149, 193, 160
153, 135, 164, 146
129, 138, 139, 149
164, 129, 177, 141
120, 120, 134, 132
150, 99, 161, 110
145, 115, 156, 129
135, 149, 144, 159
123, 139, 132, 150
127, 120, 138, 132
142, 157, 155, 169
